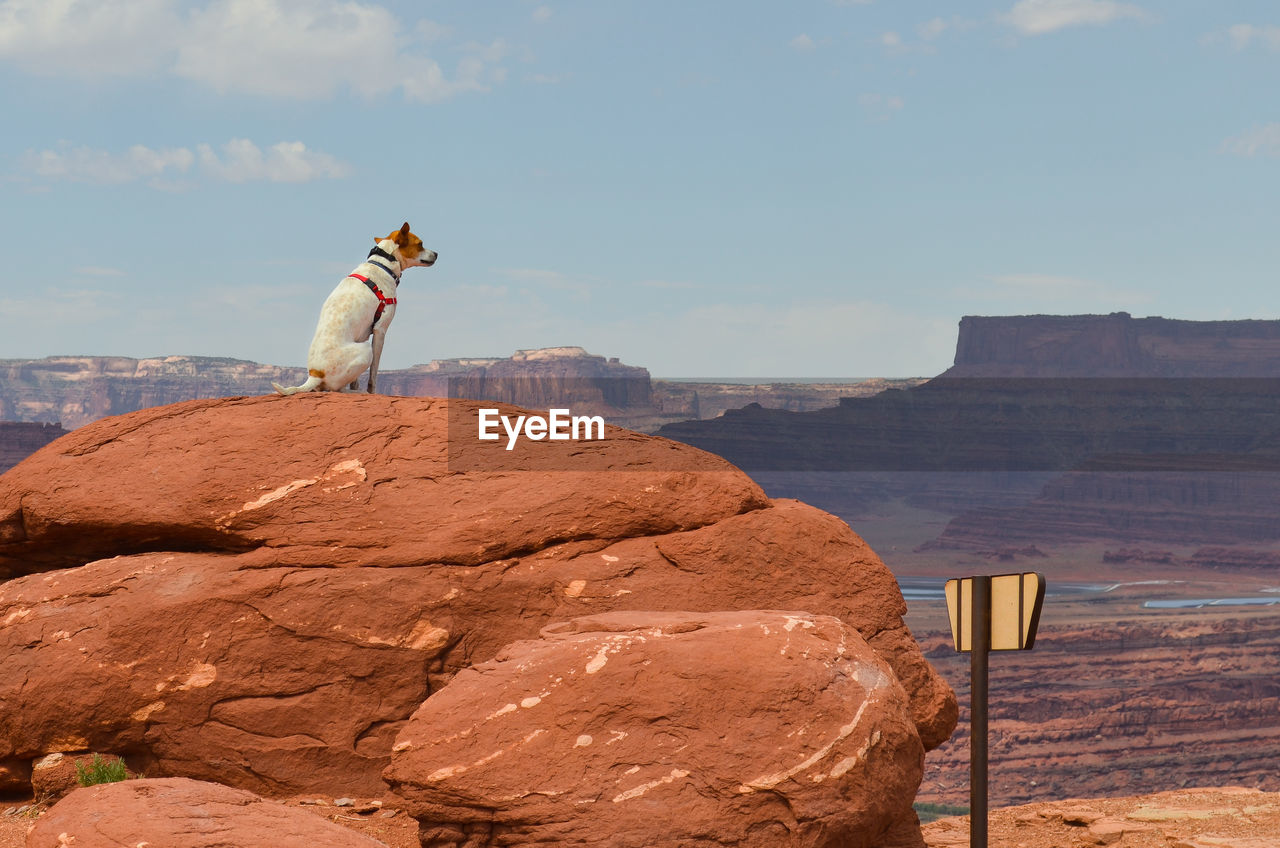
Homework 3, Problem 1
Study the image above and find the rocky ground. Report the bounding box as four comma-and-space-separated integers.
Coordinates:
0, 793, 419, 848
922, 787, 1280, 847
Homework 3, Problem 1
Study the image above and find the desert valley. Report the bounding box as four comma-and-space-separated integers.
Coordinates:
2, 313, 1280, 846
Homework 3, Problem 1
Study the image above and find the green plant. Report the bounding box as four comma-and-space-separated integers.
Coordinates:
914, 801, 969, 824
74, 753, 128, 787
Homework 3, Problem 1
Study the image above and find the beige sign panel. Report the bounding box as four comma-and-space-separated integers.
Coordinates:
945, 572, 1046, 652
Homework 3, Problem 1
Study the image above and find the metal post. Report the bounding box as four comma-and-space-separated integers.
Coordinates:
970, 575, 991, 848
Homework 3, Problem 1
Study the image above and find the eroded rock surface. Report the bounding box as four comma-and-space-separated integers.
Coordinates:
386, 611, 925, 848
922, 787, 1280, 848
27, 777, 389, 848
0, 395, 955, 797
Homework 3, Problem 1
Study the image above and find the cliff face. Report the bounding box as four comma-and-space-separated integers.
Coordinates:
378, 347, 654, 413
0, 356, 306, 430
948, 312, 1280, 377
659, 315, 1280, 549
916, 613, 1280, 808
0, 423, 67, 474
0, 351, 890, 439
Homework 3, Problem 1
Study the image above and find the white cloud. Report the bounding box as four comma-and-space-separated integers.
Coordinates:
0, 0, 178, 77
22, 139, 349, 186
24, 143, 195, 185
1221, 124, 1280, 158
789, 33, 816, 52
532, 5, 552, 23
1225, 23, 1280, 51
1000, 0, 1148, 36
0, 0, 507, 102
880, 31, 903, 49
195, 139, 351, 182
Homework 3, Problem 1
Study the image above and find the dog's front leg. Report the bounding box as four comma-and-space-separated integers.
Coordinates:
367, 328, 386, 394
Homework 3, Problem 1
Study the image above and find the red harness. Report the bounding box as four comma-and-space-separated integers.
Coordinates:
349, 274, 397, 329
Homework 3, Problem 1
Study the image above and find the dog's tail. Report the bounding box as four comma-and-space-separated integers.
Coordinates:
272, 374, 323, 396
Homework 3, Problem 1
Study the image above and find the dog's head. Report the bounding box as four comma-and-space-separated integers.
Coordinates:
378, 222, 437, 269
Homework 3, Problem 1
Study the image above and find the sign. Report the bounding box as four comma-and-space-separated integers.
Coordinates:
943, 572, 1046, 848
945, 571, 1045, 652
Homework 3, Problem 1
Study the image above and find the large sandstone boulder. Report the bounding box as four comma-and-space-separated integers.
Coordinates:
27, 777, 389, 847
0, 395, 955, 796
385, 610, 925, 848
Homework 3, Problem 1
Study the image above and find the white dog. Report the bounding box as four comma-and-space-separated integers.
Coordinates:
273, 222, 436, 395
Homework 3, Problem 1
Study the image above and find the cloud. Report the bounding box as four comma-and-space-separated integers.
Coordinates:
195, 139, 351, 182
789, 33, 816, 52
1224, 23, 1280, 51
22, 139, 349, 186
0, 0, 178, 77
0, 0, 507, 102
1221, 124, 1280, 158
532, 5, 552, 23
1000, 0, 1148, 36
24, 144, 196, 185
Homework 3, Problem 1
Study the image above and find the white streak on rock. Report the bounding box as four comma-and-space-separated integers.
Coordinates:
738, 680, 885, 793
612, 768, 689, 803
585, 645, 609, 674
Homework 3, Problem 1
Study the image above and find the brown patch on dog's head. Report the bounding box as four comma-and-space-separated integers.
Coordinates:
377, 221, 433, 266
384, 222, 423, 260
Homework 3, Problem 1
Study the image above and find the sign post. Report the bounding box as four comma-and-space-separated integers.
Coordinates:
944, 572, 1045, 848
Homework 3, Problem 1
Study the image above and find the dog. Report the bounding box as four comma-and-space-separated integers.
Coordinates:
273, 223, 436, 396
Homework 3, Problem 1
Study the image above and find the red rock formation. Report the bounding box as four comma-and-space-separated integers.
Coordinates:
28, 777, 390, 848
386, 610, 925, 848
0, 395, 955, 798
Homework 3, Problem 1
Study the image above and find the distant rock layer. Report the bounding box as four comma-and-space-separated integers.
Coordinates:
916, 615, 1280, 808
0, 352, 891, 434
0, 422, 65, 474
948, 312, 1280, 377
934, 470, 1280, 549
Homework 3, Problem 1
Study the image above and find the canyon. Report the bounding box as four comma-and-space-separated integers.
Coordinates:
0, 348, 908, 439
906, 580, 1280, 808
6, 313, 1280, 819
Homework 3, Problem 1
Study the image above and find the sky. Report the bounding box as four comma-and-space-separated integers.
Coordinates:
0, 0, 1277, 378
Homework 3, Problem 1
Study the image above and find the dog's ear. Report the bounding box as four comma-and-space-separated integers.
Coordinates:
395, 222, 411, 244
